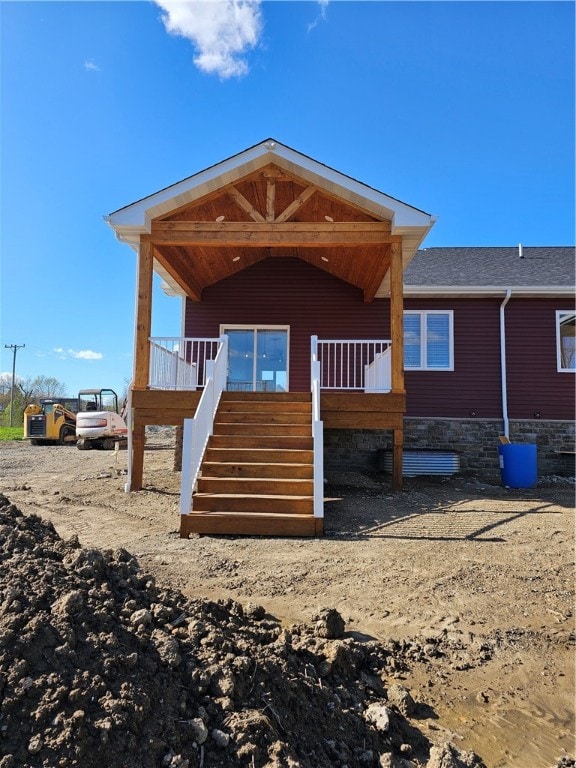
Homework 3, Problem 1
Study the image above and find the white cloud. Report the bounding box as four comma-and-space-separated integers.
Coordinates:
69, 349, 103, 360
84, 59, 101, 72
155, 0, 262, 79
53, 348, 103, 361
308, 0, 329, 33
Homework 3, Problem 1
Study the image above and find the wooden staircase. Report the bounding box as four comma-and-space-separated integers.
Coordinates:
180, 392, 323, 538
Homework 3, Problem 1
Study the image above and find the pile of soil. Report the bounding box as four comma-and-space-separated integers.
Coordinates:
0, 492, 488, 768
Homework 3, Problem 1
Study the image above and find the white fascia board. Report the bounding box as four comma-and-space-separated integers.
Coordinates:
404, 285, 573, 298
106, 145, 277, 231
375, 223, 438, 297
159, 279, 183, 297
104, 222, 145, 250
106, 140, 436, 234
269, 144, 435, 229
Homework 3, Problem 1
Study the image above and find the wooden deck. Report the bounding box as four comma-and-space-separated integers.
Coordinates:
130, 389, 405, 430
128, 388, 405, 534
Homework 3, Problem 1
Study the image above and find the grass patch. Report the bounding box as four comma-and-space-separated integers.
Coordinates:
0, 427, 23, 441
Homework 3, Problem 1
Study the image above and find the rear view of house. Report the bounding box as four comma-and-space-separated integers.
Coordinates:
107, 139, 436, 536
107, 140, 574, 538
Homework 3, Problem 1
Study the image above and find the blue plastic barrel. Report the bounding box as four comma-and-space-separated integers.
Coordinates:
498, 443, 537, 488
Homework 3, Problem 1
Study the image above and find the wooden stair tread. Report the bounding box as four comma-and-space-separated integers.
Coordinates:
213, 424, 311, 436
186, 511, 314, 519
193, 492, 314, 500
218, 409, 310, 414
209, 436, 313, 448
205, 448, 312, 455
184, 390, 322, 538
180, 510, 322, 538
200, 464, 312, 479
200, 475, 312, 482
220, 392, 311, 401
201, 462, 313, 468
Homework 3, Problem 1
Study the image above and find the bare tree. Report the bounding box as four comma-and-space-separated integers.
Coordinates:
1, 375, 68, 426
25, 375, 68, 400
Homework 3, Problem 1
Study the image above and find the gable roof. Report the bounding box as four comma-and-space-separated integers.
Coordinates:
106, 139, 436, 299
404, 246, 575, 296
108, 138, 434, 225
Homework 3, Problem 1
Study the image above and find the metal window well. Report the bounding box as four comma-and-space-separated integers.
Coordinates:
378, 450, 460, 477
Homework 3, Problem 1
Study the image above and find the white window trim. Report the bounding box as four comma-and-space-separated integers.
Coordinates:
404, 310, 454, 371
556, 310, 576, 373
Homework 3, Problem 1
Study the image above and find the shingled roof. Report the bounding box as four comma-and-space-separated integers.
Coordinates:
404, 246, 575, 295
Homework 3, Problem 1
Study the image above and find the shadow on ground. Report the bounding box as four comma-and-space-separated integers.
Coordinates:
323, 471, 573, 542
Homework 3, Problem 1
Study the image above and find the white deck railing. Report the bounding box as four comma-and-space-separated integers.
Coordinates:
149, 337, 221, 390
311, 336, 392, 392
180, 336, 228, 515
310, 353, 325, 522
151, 336, 392, 392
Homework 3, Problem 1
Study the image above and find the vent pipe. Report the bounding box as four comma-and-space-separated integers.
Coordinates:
519, 243, 524, 259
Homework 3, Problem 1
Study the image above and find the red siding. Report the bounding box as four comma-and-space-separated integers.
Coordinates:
184, 257, 389, 391
506, 298, 575, 420
404, 297, 575, 420
184, 260, 574, 420
404, 298, 503, 418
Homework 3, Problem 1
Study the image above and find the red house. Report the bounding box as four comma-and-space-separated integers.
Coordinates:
107, 140, 574, 538
376, 246, 574, 476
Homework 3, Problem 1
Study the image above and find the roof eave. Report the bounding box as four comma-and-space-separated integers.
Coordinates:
404, 285, 574, 297
375, 218, 438, 297
106, 140, 435, 233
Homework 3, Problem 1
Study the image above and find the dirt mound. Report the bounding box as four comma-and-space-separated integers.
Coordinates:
0, 493, 488, 768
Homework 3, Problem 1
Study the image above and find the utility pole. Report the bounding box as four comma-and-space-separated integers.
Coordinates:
4, 344, 25, 427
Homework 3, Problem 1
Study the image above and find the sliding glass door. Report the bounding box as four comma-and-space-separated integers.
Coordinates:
223, 326, 289, 392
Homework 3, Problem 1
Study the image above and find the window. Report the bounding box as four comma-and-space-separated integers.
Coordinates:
556, 311, 576, 372
221, 325, 289, 391
404, 310, 454, 370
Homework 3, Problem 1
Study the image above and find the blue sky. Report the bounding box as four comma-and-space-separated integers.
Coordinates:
1, 0, 574, 398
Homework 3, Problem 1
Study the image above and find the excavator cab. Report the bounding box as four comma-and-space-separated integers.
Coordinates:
76, 389, 128, 450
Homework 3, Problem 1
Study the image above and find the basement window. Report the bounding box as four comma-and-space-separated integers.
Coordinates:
556, 311, 576, 372
404, 310, 454, 371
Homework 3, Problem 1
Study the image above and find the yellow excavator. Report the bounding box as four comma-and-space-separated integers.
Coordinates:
23, 397, 79, 445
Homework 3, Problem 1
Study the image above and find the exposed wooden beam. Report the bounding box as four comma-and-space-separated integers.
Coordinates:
228, 186, 266, 223
261, 170, 294, 181
153, 221, 395, 233
275, 186, 316, 223
149, 222, 399, 247
363, 247, 391, 303
266, 178, 275, 222
154, 249, 203, 302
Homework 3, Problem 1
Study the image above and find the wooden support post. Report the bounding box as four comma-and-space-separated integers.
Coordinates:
129, 239, 153, 491
389, 241, 404, 394
390, 241, 404, 491
134, 238, 153, 389
130, 425, 145, 492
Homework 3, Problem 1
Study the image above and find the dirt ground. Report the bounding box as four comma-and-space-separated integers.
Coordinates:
1, 430, 574, 768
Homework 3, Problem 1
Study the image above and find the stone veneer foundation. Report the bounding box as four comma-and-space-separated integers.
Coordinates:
323, 418, 575, 478
173, 419, 574, 478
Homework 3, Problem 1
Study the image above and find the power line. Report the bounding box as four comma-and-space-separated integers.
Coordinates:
4, 344, 25, 427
